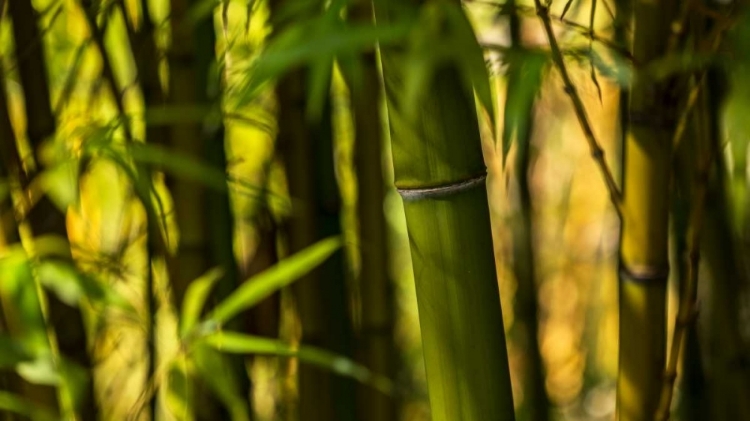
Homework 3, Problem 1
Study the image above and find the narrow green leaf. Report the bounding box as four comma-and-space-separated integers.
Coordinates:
502, 50, 547, 165
205, 236, 342, 325
0, 392, 57, 421
37, 260, 134, 312
192, 345, 250, 421
180, 267, 224, 338
127, 143, 229, 193
561, 0, 575, 19
201, 331, 393, 395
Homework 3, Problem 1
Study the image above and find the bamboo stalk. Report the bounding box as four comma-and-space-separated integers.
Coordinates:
374, 1, 516, 419
8, 2, 99, 419
506, 7, 549, 421
349, 3, 398, 420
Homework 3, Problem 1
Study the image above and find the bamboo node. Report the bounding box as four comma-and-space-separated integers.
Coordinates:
619, 264, 669, 283
396, 172, 487, 201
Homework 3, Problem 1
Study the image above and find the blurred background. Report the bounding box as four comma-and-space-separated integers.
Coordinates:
1, 0, 749, 420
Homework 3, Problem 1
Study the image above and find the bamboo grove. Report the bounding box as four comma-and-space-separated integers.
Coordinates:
0, 0, 749, 420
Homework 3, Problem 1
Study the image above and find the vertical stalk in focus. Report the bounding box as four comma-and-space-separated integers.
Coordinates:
374, 0, 516, 419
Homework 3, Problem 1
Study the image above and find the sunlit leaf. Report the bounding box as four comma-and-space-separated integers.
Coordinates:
201, 331, 393, 395
0, 391, 58, 421
181, 267, 224, 338
16, 354, 60, 386
204, 236, 342, 326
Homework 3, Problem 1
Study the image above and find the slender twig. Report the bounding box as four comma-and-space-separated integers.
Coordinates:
54, 38, 93, 115
654, 19, 730, 420
533, 0, 623, 211
654, 78, 713, 421
465, 0, 634, 61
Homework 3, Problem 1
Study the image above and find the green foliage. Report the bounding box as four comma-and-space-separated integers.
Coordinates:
502, 49, 547, 164
403, 0, 494, 121
0, 392, 58, 421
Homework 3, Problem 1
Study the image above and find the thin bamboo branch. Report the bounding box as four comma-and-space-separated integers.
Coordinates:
654, 81, 713, 421
532, 1, 623, 211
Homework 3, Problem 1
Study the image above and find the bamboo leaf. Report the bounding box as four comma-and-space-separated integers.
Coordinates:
0, 392, 57, 421
16, 354, 60, 386
192, 345, 250, 421
0, 248, 49, 354
204, 236, 342, 326
560, 0, 576, 19
37, 260, 133, 312
502, 50, 547, 165
201, 331, 393, 394
180, 267, 224, 338
127, 143, 229, 193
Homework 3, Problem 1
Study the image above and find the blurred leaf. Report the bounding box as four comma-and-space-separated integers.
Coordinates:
202, 331, 393, 395
502, 49, 547, 164
39, 159, 79, 211
0, 335, 33, 368
59, 358, 90, 413
192, 345, 250, 421
238, 15, 410, 106
0, 248, 49, 354
186, 0, 220, 24
404, 0, 494, 121
588, 48, 633, 86
204, 236, 342, 326
128, 143, 229, 193
37, 260, 133, 312
165, 358, 191, 420
643, 51, 715, 81
181, 267, 224, 338
0, 391, 57, 421
561, 0, 576, 19
16, 354, 60, 386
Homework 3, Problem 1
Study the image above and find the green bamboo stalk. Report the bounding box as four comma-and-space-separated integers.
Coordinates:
268, 2, 355, 420
0, 63, 41, 421
617, 2, 679, 420
507, 8, 549, 421
8, 2, 98, 419
349, 13, 399, 421
166, 1, 251, 418
120, 2, 168, 418
373, 1, 515, 419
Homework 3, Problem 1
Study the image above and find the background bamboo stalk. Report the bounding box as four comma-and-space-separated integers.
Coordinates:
8, 1, 98, 418
507, 8, 549, 421
348, 2, 398, 420
617, 0, 679, 419
166, 0, 252, 418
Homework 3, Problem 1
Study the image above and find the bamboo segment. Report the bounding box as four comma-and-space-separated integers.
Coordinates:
8, 1, 98, 419
349, 3, 398, 420
167, 1, 251, 418
618, 1, 678, 420
375, 3, 515, 420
